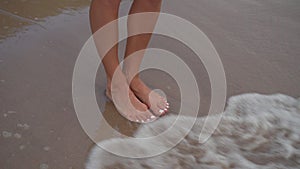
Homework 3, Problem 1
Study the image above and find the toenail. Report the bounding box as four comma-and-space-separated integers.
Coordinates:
166, 105, 169, 108
141, 120, 145, 123
150, 115, 155, 119
159, 109, 164, 114
136, 119, 139, 122
166, 102, 169, 105
164, 108, 167, 111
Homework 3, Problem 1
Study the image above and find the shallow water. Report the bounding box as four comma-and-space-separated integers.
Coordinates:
1, 0, 300, 168
0, 0, 89, 40
87, 93, 300, 169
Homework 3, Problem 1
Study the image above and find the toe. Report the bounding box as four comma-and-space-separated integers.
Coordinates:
160, 97, 169, 107
150, 105, 163, 116
137, 113, 148, 122
154, 106, 166, 116
157, 98, 169, 113
158, 100, 168, 110
157, 104, 165, 111
165, 101, 170, 109
143, 110, 157, 122
125, 114, 138, 123
133, 109, 151, 123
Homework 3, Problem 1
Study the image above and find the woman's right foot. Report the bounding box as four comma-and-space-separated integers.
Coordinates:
128, 77, 169, 117
106, 82, 157, 123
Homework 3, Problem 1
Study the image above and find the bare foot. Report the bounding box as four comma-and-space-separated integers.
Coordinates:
128, 77, 169, 116
106, 81, 157, 123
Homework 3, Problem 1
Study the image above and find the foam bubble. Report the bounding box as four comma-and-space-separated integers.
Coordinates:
86, 93, 300, 169
40, 163, 49, 169
2, 131, 12, 138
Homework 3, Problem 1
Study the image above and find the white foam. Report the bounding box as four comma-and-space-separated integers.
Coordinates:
86, 93, 300, 169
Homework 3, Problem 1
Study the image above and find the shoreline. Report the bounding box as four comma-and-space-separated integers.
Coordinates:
1, 0, 300, 168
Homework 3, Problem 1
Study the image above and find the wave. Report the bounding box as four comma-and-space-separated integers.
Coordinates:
86, 93, 300, 169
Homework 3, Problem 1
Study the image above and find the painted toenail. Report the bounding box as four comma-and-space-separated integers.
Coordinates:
164, 108, 167, 111
166, 105, 169, 108
159, 109, 164, 114
136, 119, 139, 122
141, 120, 145, 123
150, 115, 155, 119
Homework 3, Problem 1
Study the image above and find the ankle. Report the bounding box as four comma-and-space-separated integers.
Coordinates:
106, 74, 128, 92
123, 68, 138, 82
129, 77, 147, 94
127, 75, 141, 85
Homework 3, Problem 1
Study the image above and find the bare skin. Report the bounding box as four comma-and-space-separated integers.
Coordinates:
89, 0, 168, 122
123, 0, 169, 116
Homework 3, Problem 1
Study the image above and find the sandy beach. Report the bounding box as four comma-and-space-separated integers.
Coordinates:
1, 0, 300, 168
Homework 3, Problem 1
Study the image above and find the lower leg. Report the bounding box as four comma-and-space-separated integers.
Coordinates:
123, 0, 162, 80
90, 0, 155, 122
123, 0, 169, 116
90, 0, 122, 85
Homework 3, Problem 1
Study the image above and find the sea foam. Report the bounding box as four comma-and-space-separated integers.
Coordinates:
86, 93, 300, 169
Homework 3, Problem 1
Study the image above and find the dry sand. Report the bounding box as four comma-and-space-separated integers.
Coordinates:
0, 0, 300, 168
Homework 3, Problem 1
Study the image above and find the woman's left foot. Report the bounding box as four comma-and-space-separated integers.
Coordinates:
128, 77, 169, 116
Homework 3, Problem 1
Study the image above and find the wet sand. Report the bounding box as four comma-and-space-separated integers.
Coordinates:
1, 0, 300, 168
